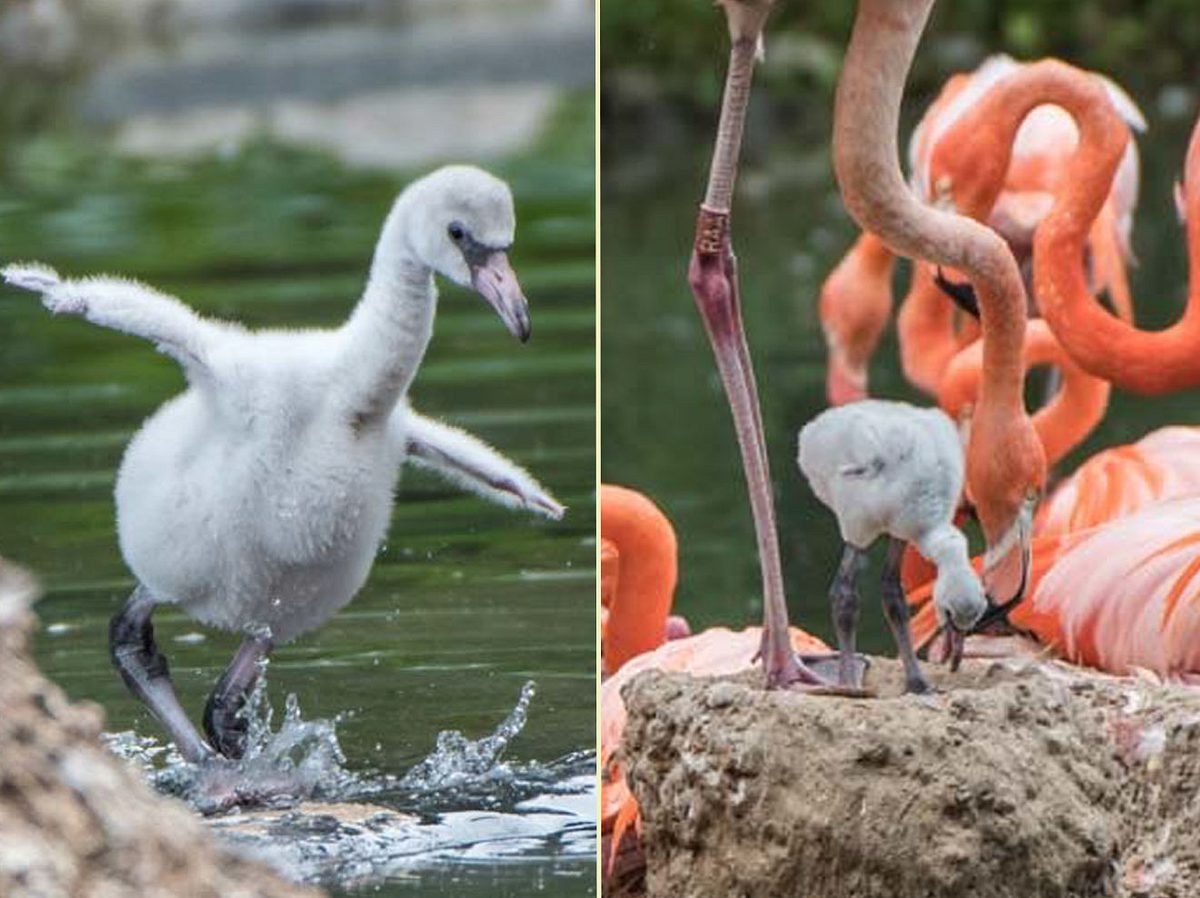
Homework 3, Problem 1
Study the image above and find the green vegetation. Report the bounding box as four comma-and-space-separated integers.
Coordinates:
602, 1, 1200, 105
0, 91, 594, 281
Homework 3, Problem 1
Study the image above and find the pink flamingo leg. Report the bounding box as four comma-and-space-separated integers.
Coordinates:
688, 22, 829, 689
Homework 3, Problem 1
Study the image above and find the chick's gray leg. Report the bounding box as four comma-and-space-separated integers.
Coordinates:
830, 543, 867, 689
203, 632, 273, 760
110, 585, 213, 763
882, 538, 932, 694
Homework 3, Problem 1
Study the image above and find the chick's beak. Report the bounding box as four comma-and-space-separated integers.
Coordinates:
471, 251, 530, 343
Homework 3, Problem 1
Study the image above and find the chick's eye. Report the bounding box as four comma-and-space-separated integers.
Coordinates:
448, 223, 465, 242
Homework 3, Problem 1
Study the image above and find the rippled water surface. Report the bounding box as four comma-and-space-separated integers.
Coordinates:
0, 98, 595, 897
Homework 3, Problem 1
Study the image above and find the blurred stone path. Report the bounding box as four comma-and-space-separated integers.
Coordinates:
72, 1, 592, 167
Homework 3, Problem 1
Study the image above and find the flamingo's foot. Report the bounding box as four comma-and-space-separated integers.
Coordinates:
758, 635, 823, 689
796, 651, 870, 690
904, 669, 935, 695
188, 759, 307, 815
762, 649, 874, 698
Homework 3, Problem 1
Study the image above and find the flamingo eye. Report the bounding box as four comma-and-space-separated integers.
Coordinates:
448, 223, 465, 242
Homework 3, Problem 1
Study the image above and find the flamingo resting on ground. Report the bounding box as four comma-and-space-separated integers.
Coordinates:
1036, 427, 1200, 539
833, 0, 1047, 609
1015, 500, 1200, 680
819, 55, 1144, 404
798, 400, 986, 692
907, 498, 1200, 684
598, 483, 833, 882
2, 166, 563, 763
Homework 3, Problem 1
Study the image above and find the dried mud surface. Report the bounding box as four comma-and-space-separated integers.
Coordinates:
621, 656, 1200, 898
0, 562, 321, 898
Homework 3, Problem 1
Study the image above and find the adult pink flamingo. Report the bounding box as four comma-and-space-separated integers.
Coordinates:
908, 499, 1200, 684
1016, 500, 1200, 680
833, 0, 1059, 607
1036, 427, 1200, 539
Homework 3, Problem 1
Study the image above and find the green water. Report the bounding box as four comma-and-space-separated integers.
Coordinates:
601, 94, 1200, 650
0, 98, 595, 897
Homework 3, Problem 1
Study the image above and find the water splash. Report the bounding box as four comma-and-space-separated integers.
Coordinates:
104, 673, 595, 886
399, 680, 535, 794
106, 673, 366, 815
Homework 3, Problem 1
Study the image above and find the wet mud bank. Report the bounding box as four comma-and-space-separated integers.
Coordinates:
621, 657, 1200, 898
0, 561, 319, 898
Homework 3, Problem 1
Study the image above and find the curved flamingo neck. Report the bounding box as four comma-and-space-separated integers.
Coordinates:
834, 0, 1046, 566
1035, 341, 1110, 466
820, 231, 897, 403
1186, 123, 1200, 295
834, 0, 1027, 421
1019, 72, 1200, 394
938, 321, 1110, 467
599, 485, 679, 676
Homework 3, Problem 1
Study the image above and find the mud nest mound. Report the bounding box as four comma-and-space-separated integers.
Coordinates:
621, 656, 1200, 898
0, 561, 321, 898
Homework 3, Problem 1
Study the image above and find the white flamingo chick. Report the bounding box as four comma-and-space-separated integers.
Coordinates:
798, 399, 986, 693
2, 165, 564, 762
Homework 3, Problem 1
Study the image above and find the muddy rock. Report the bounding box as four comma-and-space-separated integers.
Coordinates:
621, 656, 1200, 898
0, 560, 321, 898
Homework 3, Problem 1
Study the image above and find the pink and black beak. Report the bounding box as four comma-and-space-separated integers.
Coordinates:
932, 595, 1025, 673
930, 573, 1027, 673
457, 226, 530, 342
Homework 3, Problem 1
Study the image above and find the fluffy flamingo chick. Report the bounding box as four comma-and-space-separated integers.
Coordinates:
798, 400, 986, 693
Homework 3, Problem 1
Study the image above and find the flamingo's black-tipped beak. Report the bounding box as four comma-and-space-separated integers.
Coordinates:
471, 251, 530, 343
983, 497, 1035, 609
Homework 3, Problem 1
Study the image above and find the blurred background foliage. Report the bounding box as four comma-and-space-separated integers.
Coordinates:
602, 1, 1200, 110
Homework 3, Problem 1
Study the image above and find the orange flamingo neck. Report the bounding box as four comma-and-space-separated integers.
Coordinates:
1186, 123, 1200, 293
834, 0, 1044, 574
819, 231, 897, 403
834, 2, 1028, 421
599, 484, 679, 676
1020, 73, 1200, 394
853, 231, 894, 273
938, 320, 1110, 468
